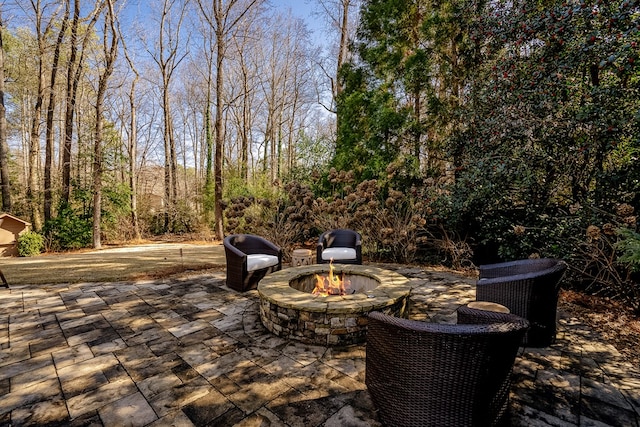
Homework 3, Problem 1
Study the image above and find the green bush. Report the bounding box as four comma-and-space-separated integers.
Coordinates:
617, 228, 640, 274
17, 231, 44, 257
43, 206, 92, 251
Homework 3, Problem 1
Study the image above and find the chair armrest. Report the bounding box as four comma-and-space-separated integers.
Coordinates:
224, 242, 247, 258
457, 306, 529, 328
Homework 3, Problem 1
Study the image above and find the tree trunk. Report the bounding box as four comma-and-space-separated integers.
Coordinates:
93, 0, 118, 249
214, 28, 225, 240
63, 0, 102, 204
28, 38, 46, 231
124, 47, 141, 240
0, 10, 12, 212
44, 0, 70, 221
162, 85, 173, 231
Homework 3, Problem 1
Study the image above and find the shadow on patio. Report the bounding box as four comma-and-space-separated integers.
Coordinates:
0, 250, 638, 426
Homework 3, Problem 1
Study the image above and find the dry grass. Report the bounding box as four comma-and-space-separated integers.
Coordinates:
0, 243, 226, 286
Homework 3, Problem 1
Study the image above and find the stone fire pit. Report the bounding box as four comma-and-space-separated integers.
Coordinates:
257, 264, 412, 346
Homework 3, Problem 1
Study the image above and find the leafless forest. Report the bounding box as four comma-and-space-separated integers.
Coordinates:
1, 0, 358, 245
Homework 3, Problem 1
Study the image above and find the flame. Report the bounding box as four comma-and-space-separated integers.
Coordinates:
312, 260, 351, 296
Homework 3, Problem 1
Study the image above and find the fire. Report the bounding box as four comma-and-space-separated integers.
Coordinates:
312, 260, 351, 296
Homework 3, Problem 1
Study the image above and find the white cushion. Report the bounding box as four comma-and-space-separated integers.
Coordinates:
322, 247, 357, 261
246, 254, 279, 272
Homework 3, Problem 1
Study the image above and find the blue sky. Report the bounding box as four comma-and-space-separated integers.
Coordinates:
271, 0, 328, 43
272, 0, 315, 18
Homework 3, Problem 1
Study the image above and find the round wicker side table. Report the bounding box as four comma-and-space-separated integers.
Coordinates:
467, 301, 510, 313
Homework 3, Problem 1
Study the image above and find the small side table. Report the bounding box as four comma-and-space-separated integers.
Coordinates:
467, 301, 510, 314
291, 249, 314, 266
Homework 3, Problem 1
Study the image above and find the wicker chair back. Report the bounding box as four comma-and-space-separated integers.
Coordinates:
476, 258, 568, 346
365, 308, 529, 427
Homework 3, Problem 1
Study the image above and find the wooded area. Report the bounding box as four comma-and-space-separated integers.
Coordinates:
1, 0, 639, 309
1, 0, 352, 245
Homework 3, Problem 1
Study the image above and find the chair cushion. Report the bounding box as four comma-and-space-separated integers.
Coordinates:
246, 254, 279, 272
322, 247, 357, 261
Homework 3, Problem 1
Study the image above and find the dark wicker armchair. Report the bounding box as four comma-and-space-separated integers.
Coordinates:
316, 229, 362, 264
366, 308, 529, 427
476, 258, 568, 347
223, 234, 283, 292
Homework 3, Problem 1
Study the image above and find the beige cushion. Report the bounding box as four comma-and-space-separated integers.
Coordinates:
246, 254, 279, 272
322, 247, 357, 261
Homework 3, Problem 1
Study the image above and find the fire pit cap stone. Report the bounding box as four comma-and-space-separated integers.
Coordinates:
258, 264, 412, 314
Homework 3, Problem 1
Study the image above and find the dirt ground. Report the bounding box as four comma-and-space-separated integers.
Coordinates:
1, 242, 638, 366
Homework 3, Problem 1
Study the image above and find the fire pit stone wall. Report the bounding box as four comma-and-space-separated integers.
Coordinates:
257, 264, 412, 346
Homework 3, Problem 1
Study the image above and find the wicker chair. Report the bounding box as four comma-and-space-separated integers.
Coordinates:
223, 234, 283, 292
476, 258, 568, 347
316, 229, 362, 264
366, 308, 529, 427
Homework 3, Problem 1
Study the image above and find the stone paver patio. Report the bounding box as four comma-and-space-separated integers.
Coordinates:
1, 264, 638, 426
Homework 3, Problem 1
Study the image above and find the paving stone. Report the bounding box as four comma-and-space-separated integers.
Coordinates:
194, 351, 256, 382
0, 266, 637, 427
511, 377, 580, 425
147, 410, 196, 427
580, 395, 639, 427
137, 372, 183, 399
10, 359, 58, 388
228, 375, 292, 414
203, 333, 239, 355
66, 377, 137, 419
323, 402, 382, 427
0, 353, 54, 381
148, 376, 214, 418
181, 389, 234, 424
98, 391, 158, 427
0, 377, 62, 415
178, 343, 219, 368
511, 401, 578, 426
124, 326, 170, 346
148, 334, 182, 356
267, 388, 341, 427
126, 353, 182, 382
231, 407, 288, 427
177, 326, 222, 346
581, 376, 636, 413
53, 343, 95, 369
0, 343, 31, 368
57, 353, 121, 383
171, 359, 201, 383
91, 337, 128, 355
60, 370, 109, 399
10, 398, 69, 425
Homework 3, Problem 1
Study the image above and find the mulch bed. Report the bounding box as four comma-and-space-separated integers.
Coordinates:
559, 289, 640, 366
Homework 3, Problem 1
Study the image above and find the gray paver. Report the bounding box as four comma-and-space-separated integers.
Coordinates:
0, 265, 637, 426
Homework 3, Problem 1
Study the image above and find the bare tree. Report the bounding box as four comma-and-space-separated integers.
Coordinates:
147, 0, 189, 232
92, 0, 119, 248
313, 0, 360, 112
43, 0, 70, 221
27, 0, 61, 230
0, 7, 11, 212
62, 0, 103, 204
195, 0, 262, 239
120, 26, 141, 240
257, 11, 314, 182
226, 8, 262, 182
